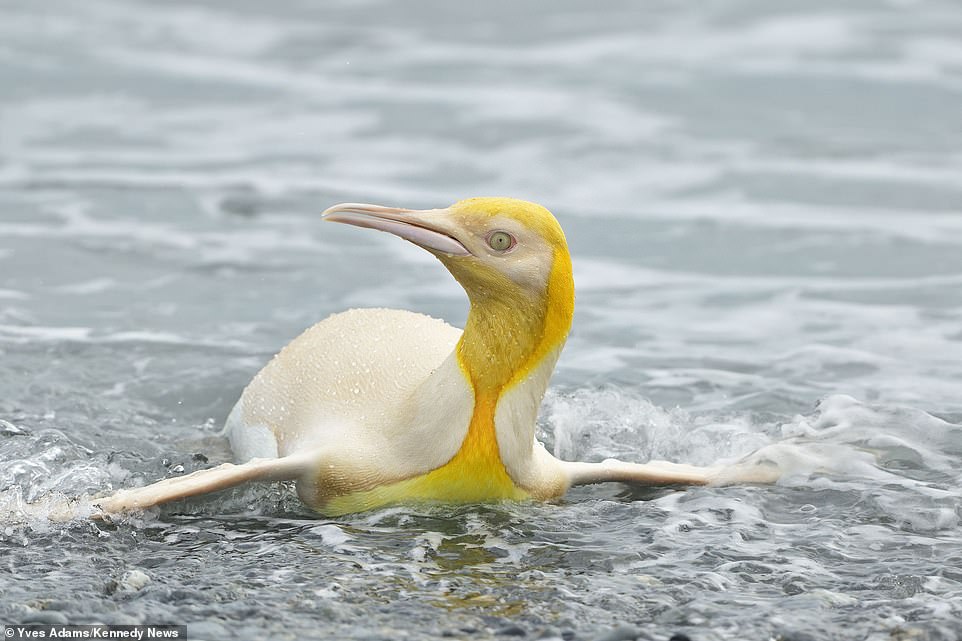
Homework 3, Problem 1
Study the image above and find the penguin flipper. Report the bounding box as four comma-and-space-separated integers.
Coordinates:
562, 458, 780, 488
92, 452, 315, 517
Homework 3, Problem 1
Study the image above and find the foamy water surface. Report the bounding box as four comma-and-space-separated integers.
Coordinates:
2, 1, 961, 639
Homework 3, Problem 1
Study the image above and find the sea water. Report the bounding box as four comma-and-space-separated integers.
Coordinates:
1, 0, 961, 639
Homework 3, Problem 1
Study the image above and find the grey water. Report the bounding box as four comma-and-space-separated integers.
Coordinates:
2, 0, 962, 639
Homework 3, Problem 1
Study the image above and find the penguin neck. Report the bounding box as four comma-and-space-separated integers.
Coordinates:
452, 250, 575, 450
457, 292, 547, 394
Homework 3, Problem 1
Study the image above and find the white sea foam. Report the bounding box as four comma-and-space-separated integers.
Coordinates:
545, 389, 961, 529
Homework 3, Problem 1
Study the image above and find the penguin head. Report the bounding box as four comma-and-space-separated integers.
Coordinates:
323, 197, 573, 316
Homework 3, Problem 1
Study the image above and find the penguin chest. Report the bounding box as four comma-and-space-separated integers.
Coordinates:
309, 396, 529, 516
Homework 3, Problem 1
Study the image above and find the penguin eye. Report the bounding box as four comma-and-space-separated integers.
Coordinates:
487, 231, 515, 252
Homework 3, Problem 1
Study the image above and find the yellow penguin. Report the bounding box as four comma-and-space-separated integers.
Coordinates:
95, 198, 774, 517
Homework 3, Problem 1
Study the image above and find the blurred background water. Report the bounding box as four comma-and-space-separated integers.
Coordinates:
1, 0, 962, 639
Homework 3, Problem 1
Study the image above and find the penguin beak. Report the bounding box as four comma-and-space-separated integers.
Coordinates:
322, 203, 470, 257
